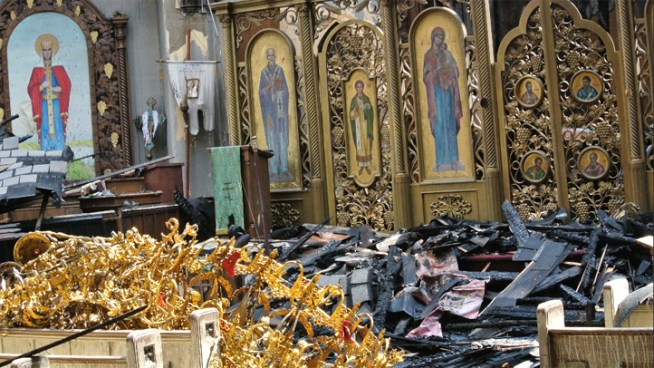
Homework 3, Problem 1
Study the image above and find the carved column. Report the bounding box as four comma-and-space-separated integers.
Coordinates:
113, 14, 132, 166
382, 0, 410, 229
298, 2, 326, 222
220, 7, 239, 146
470, 0, 502, 220
616, 0, 648, 207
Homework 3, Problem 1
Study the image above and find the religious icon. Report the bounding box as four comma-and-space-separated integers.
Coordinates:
27, 33, 71, 151
412, 8, 474, 182
345, 71, 379, 187
186, 78, 199, 99
248, 30, 301, 190
516, 76, 543, 108
423, 26, 465, 172
349, 79, 375, 175
258, 47, 293, 182
578, 146, 609, 180
571, 70, 602, 103
520, 150, 549, 184
136, 97, 166, 160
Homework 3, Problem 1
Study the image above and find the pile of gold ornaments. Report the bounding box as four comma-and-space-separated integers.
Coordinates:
0, 218, 403, 367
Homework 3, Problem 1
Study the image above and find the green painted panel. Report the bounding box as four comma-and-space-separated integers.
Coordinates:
211, 146, 243, 234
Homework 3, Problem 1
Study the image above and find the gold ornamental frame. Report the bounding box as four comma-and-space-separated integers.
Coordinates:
213, 0, 652, 227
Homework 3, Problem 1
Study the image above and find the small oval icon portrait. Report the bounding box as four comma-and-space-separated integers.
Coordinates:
571, 70, 602, 103
520, 150, 549, 184
578, 146, 609, 180
515, 76, 543, 108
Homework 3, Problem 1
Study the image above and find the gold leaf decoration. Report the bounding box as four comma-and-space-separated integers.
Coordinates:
326, 23, 393, 231
111, 132, 119, 148
75, 5, 81, 16
429, 194, 472, 219
57, 0, 62, 6
0, 38, 3, 51
97, 101, 107, 116
10, 11, 16, 20
91, 31, 98, 44
271, 203, 300, 228
26, 0, 33, 9
0, 108, 4, 122
104, 63, 114, 79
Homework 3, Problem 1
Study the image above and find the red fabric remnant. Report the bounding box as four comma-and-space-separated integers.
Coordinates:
340, 320, 355, 344
221, 251, 240, 277
158, 294, 167, 309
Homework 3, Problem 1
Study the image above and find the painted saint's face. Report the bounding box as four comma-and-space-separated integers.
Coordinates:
433, 33, 444, 46
356, 83, 364, 95
266, 49, 276, 67
41, 42, 53, 61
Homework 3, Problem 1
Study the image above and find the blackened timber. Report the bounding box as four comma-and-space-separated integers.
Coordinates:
578, 229, 600, 291
600, 231, 638, 245
480, 240, 573, 316
549, 229, 590, 244
560, 284, 591, 305
502, 201, 546, 261
278, 216, 331, 261
401, 254, 418, 286
395, 345, 487, 368
373, 245, 401, 333
502, 201, 530, 246
454, 270, 520, 282
442, 320, 534, 330
297, 240, 345, 267
532, 266, 582, 293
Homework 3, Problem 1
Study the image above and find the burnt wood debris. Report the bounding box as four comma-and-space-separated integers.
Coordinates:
245, 201, 653, 367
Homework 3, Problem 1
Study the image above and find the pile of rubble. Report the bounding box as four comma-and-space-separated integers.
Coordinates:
268, 204, 653, 367
1, 202, 651, 367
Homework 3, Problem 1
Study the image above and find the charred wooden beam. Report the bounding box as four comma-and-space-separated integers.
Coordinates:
577, 230, 600, 291
456, 270, 520, 282
480, 240, 574, 316
533, 266, 582, 293
560, 284, 591, 305
278, 216, 331, 261
373, 245, 401, 333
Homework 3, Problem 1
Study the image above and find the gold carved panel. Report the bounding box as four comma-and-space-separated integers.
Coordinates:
271, 202, 301, 228
500, 6, 560, 220
320, 21, 393, 231
551, 3, 624, 222
423, 190, 478, 220
499, 1, 626, 222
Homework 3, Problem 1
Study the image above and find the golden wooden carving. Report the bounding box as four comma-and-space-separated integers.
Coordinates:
271, 202, 301, 228
636, 18, 653, 172
499, 6, 566, 220
498, 1, 635, 222
429, 194, 472, 219
321, 21, 394, 231
552, 3, 624, 222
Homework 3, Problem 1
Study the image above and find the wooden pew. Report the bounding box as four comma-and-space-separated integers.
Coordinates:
537, 300, 654, 368
0, 329, 163, 368
603, 278, 653, 328
0, 308, 220, 368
